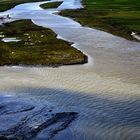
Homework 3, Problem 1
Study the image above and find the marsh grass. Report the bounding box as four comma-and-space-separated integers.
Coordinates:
0, 20, 87, 66
40, 1, 63, 9
60, 0, 140, 40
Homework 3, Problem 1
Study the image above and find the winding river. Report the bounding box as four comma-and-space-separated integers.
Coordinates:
0, 0, 140, 139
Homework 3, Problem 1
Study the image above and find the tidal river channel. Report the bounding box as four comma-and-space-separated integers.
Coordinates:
0, 0, 140, 139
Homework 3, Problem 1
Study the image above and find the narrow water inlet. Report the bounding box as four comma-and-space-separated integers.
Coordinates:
1, 37, 21, 42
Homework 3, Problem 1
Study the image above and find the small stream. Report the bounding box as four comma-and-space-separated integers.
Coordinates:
0, 0, 140, 140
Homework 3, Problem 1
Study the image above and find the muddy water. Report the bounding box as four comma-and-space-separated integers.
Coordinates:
0, 0, 140, 140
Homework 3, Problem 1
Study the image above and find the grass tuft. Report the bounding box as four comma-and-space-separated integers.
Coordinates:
40, 1, 63, 9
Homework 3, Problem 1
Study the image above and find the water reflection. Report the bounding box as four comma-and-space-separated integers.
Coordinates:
3, 87, 139, 140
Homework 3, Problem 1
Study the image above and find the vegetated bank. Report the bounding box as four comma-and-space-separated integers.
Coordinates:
60, 0, 140, 40
0, 20, 87, 66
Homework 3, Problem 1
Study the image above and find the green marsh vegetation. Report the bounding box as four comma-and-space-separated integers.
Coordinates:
61, 0, 140, 40
40, 1, 63, 9
0, 20, 87, 66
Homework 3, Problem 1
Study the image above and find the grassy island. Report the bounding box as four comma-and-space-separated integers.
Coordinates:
0, 20, 87, 66
0, 0, 87, 66
40, 1, 63, 9
61, 0, 140, 40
